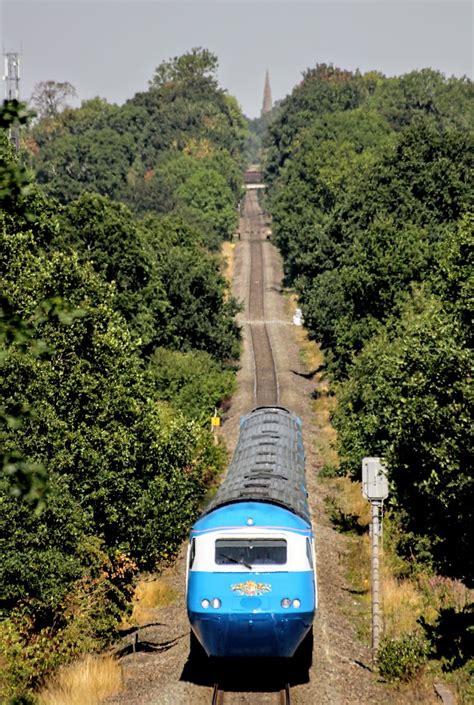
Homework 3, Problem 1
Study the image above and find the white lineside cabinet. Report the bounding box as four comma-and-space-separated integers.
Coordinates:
362, 457, 389, 500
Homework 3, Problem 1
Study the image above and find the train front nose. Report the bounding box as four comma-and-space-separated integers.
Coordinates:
188, 568, 315, 658
190, 604, 313, 658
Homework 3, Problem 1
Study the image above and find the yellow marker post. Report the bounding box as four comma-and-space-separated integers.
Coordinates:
211, 414, 220, 445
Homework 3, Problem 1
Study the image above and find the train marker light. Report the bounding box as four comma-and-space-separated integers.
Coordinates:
292, 599, 301, 608
281, 598, 291, 608
211, 598, 222, 609
201, 599, 210, 609
247, 517, 254, 525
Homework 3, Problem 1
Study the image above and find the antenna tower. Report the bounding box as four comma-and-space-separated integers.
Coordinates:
3, 51, 21, 150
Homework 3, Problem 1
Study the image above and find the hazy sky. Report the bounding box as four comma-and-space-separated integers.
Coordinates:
1, 1, 473, 117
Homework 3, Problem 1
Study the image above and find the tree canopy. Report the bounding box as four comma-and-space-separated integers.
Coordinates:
263, 64, 473, 582
1, 49, 245, 701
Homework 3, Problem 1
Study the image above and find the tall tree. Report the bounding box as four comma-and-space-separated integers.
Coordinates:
30, 80, 77, 118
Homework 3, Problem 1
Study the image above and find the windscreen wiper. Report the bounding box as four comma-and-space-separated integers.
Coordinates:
220, 552, 252, 570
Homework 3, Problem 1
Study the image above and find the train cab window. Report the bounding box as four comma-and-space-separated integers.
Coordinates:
215, 539, 287, 566
189, 538, 196, 569
306, 538, 314, 569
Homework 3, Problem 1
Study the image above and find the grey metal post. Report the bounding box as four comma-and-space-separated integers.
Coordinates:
362, 458, 388, 666
371, 499, 382, 661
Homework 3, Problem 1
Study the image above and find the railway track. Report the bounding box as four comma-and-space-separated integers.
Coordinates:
212, 681, 291, 704
206, 192, 290, 705
243, 190, 279, 406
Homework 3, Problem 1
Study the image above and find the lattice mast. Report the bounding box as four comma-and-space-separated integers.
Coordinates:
3, 52, 21, 150
261, 69, 272, 116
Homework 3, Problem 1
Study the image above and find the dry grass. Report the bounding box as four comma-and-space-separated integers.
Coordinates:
221, 241, 236, 285
330, 477, 371, 529
285, 292, 323, 369
285, 292, 339, 469
38, 656, 122, 705
128, 578, 178, 627
382, 575, 425, 638
312, 390, 339, 469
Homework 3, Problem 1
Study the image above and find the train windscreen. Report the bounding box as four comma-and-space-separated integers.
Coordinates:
215, 538, 287, 566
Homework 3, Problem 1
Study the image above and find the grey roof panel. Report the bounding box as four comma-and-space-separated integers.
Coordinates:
205, 406, 311, 524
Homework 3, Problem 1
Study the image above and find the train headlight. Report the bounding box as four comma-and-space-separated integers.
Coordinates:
201, 599, 210, 609
281, 598, 291, 608
292, 598, 301, 608
211, 598, 221, 609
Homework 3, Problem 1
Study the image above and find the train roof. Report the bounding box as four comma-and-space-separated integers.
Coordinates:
204, 406, 311, 525
192, 501, 311, 534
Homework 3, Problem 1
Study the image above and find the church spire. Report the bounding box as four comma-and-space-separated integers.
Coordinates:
261, 69, 273, 116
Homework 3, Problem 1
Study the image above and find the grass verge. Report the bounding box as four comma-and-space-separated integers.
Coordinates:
126, 577, 178, 628
37, 655, 122, 705
221, 241, 236, 287
323, 474, 473, 700
285, 291, 339, 470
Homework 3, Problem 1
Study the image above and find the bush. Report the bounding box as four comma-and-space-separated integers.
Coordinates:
147, 347, 235, 422
377, 633, 430, 682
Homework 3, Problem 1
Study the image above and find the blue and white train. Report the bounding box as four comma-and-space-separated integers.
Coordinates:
186, 406, 317, 659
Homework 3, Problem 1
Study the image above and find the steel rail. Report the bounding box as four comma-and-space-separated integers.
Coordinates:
212, 682, 222, 705
211, 683, 291, 704
244, 191, 279, 406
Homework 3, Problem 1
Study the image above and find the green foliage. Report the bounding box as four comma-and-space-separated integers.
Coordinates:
0, 474, 90, 615
270, 114, 472, 376
335, 290, 472, 578
28, 49, 246, 221
377, 633, 430, 682
0, 100, 34, 130
367, 69, 474, 131
0, 214, 228, 696
140, 213, 241, 360
121, 148, 242, 248
264, 64, 369, 186
34, 126, 136, 203
57, 192, 169, 351
0, 101, 35, 213
0, 542, 136, 700
264, 64, 473, 583
148, 347, 235, 423
156, 241, 241, 360
176, 166, 237, 244
132, 49, 246, 167
0, 68, 244, 700
1, 225, 221, 564
244, 107, 280, 165
149, 47, 219, 91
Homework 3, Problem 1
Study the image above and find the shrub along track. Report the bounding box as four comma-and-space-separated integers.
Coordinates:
105, 192, 433, 705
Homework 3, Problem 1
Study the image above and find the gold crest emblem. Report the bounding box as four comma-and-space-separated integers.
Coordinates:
231, 580, 272, 596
